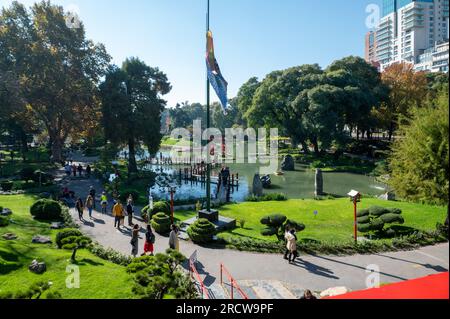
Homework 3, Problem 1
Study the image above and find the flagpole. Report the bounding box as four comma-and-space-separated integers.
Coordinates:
206, 0, 211, 212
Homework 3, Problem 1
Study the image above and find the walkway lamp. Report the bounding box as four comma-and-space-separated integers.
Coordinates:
348, 190, 361, 244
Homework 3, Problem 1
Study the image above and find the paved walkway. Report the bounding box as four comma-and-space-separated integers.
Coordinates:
58, 155, 449, 297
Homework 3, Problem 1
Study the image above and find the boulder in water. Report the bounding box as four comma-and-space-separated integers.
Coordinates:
281, 155, 295, 171
252, 174, 264, 196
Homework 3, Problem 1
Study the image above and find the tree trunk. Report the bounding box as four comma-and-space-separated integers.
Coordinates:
128, 138, 138, 174
301, 142, 309, 154
71, 247, 78, 262
51, 136, 63, 163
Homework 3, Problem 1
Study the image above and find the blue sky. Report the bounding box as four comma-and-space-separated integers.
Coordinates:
1, 0, 382, 107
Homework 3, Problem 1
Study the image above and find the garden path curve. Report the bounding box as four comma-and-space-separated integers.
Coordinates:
57, 154, 449, 298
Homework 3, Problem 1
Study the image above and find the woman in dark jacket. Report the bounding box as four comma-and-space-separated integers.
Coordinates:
75, 198, 84, 221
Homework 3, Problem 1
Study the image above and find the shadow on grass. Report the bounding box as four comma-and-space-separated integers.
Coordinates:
0, 247, 22, 274
73, 258, 104, 266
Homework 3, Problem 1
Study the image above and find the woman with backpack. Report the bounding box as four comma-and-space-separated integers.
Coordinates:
142, 225, 155, 256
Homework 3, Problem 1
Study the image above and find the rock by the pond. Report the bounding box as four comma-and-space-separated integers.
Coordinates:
379, 191, 396, 201
315, 169, 324, 197
260, 175, 272, 189
0, 208, 12, 216
2, 233, 17, 240
29, 259, 47, 274
281, 155, 295, 171
252, 174, 264, 196
32, 235, 52, 244
50, 222, 65, 229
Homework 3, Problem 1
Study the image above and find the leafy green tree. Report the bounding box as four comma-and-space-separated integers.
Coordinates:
236, 77, 260, 126
389, 89, 449, 209
100, 58, 171, 173
127, 249, 198, 299
326, 56, 388, 140
0, 1, 111, 162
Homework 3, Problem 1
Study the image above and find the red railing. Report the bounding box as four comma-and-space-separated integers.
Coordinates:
190, 259, 209, 299
220, 263, 249, 299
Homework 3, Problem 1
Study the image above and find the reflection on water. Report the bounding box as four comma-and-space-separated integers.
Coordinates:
134, 148, 387, 202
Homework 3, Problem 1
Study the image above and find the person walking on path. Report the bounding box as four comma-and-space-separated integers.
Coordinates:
126, 198, 134, 227
86, 165, 92, 178
142, 225, 155, 256
113, 200, 125, 230
75, 197, 84, 221
77, 164, 83, 177
72, 164, 77, 177
85, 194, 94, 219
131, 224, 140, 257
283, 226, 291, 260
169, 224, 179, 251
100, 191, 108, 215
286, 229, 298, 264
89, 186, 96, 209
65, 163, 71, 177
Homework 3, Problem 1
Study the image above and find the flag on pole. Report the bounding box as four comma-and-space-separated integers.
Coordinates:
206, 30, 229, 113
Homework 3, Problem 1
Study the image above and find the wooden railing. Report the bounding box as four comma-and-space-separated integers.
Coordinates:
220, 263, 249, 299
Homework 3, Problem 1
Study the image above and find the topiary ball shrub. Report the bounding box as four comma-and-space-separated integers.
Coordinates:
119, 189, 140, 204
141, 201, 170, 222
30, 199, 62, 221
187, 218, 216, 243
285, 220, 306, 232
56, 229, 83, 248
0, 181, 13, 192
151, 212, 171, 234
0, 216, 9, 227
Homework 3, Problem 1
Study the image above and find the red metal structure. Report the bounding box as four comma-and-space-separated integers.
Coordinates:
220, 263, 249, 299
189, 259, 209, 299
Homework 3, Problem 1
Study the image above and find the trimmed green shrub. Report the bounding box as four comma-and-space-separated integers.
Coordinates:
356, 209, 370, 217
56, 229, 91, 261
30, 199, 62, 220
187, 218, 216, 243
357, 215, 370, 224
370, 218, 385, 231
260, 214, 305, 241
32, 170, 53, 184
357, 223, 371, 233
1, 181, 13, 191
151, 212, 171, 234
0, 216, 9, 227
380, 213, 405, 224
141, 201, 170, 222
119, 189, 140, 203
285, 220, 306, 232
56, 229, 83, 248
369, 206, 389, 217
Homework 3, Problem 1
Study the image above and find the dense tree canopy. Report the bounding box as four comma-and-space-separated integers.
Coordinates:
240, 57, 387, 154
100, 57, 171, 173
389, 89, 449, 206
0, 0, 111, 162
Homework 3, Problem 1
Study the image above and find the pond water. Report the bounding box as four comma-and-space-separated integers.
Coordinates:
132, 148, 388, 202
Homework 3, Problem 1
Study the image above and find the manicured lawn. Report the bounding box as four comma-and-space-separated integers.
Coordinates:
179, 198, 447, 244
0, 195, 135, 299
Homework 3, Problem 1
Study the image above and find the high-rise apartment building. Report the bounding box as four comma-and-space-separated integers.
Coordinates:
365, 31, 378, 63
372, 0, 449, 72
